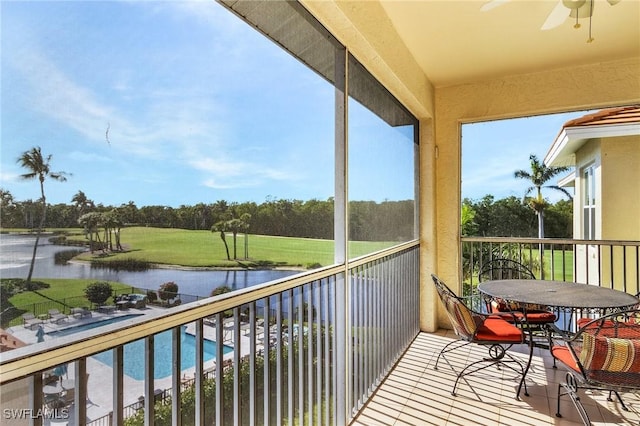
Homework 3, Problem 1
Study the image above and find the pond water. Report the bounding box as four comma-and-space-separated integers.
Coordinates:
0, 234, 298, 298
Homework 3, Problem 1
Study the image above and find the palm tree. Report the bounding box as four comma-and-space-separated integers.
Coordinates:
71, 190, 95, 220
514, 154, 572, 239
17, 146, 69, 284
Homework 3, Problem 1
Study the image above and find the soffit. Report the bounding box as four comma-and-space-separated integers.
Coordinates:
545, 105, 640, 166
378, 0, 640, 88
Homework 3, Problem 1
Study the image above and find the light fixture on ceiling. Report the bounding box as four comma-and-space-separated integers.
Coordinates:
483, 0, 623, 44
563, 0, 622, 43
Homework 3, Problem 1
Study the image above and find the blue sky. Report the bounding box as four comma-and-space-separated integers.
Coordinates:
462, 111, 587, 203
1, 1, 584, 208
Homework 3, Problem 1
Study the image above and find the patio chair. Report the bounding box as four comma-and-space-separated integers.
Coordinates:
551, 309, 640, 425
478, 258, 557, 325
48, 309, 68, 324
70, 307, 92, 319
22, 312, 44, 330
431, 274, 530, 399
61, 387, 75, 406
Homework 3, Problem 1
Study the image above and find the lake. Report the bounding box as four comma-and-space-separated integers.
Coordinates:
0, 234, 299, 298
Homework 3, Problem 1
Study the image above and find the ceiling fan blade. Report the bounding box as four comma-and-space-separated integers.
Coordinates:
480, 0, 511, 12
541, 0, 570, 30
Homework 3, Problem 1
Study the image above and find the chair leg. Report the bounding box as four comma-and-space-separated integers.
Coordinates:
451, 347, 527, 398
557, 372, 591, 426
433, 339, 471, 371
609, 390, 629, 411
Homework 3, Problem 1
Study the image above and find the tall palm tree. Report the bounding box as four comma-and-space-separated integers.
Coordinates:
514, 154, 571, 239
17, 146, 69, 284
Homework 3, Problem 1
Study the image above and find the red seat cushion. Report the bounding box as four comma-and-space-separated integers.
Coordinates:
492, 310, 557, 324
551, 346, 580, 372
475, 317, 524, 343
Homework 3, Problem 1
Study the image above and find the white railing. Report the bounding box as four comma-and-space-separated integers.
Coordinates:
0, 241, 420, 426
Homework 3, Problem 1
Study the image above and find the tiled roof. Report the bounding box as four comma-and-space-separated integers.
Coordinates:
0, 329, 27, 352
563, 105, 640, 129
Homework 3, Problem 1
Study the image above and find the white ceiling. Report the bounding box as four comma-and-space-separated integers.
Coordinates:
379, 0, 640, 87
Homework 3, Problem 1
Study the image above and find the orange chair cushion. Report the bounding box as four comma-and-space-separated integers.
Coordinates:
475, 317, 524, 343
551, 346, 580, 372
491, 301, 556, 324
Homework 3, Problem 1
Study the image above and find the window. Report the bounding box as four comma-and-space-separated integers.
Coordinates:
582, 164, 596, 239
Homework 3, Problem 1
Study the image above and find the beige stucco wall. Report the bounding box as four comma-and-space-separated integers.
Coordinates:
300, 0, 640, 332
601, 136, 640, 241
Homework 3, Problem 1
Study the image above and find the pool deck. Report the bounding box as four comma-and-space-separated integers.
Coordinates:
5, 306, 252, 425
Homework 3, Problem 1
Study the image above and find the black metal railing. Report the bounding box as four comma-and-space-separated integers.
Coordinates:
462, 237, 639, 295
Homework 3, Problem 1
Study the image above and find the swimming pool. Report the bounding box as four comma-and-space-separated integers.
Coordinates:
47, 314, 144, 337
48, 315, 233, 380
92, 326, 233, 380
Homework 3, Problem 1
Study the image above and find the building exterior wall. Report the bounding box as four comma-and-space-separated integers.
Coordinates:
571, 136, 640, 289
302, 0, 640, 332
599, 136, 639, 291
600, 135, 640, 241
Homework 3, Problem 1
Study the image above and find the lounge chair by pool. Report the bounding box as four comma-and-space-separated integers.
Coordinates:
48, 309, 68, 324
71, 307, 92, 319
22, 313, 44, 330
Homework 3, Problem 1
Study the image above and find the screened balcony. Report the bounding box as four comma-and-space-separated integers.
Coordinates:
2, 0, 639, 425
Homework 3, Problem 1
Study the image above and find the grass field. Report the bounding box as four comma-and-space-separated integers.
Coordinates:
7, 278, 131, 308
68, 227, 395, 269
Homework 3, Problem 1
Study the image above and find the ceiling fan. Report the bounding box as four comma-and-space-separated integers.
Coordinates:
481, 0, 623, 42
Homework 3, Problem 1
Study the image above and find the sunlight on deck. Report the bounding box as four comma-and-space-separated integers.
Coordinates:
352, 330, 640, 426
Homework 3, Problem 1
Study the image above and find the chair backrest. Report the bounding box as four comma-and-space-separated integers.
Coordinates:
431, 274, 479, 340
63, 387, 75, 405
478, 258, 535, 282
571, 310, 640, 390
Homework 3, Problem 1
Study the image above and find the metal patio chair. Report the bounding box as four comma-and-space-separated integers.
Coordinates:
551, 309, 640, 425
478, 258, 557, 325
431, 274, 530, 399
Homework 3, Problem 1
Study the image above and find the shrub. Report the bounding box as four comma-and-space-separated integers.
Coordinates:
209, 286, 232, 297
146, 290, 157, 302
158, 281, 179, 301
84, 281, 113, 306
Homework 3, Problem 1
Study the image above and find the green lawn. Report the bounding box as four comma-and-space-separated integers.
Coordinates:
2, 278, 131, 327
7, 278, 130, 308
545, 249, 574, 281
70, 227, 394, 269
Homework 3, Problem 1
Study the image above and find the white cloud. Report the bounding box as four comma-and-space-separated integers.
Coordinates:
192, 156, 294, 189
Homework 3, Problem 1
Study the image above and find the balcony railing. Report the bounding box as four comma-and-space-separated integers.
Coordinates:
461, 237, 640, 329
462, 237, 639, 291
0, 241, 419, 426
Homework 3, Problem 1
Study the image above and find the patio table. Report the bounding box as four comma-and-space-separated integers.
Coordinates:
478, 279, 639, 398
478, 279, 639, 314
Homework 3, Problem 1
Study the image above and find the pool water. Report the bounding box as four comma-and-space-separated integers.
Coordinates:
47, 314, 144, 337
92, 326, 232, 380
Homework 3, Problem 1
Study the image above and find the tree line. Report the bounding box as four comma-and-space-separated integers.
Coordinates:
0, 189, 416, 242
2, 187, 573, 241
462, 195, 572, 238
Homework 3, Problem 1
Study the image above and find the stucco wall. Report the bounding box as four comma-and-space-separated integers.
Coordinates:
601, 135, 640, 241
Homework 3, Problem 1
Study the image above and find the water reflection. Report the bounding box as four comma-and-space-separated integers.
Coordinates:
0, 234, 298, 298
